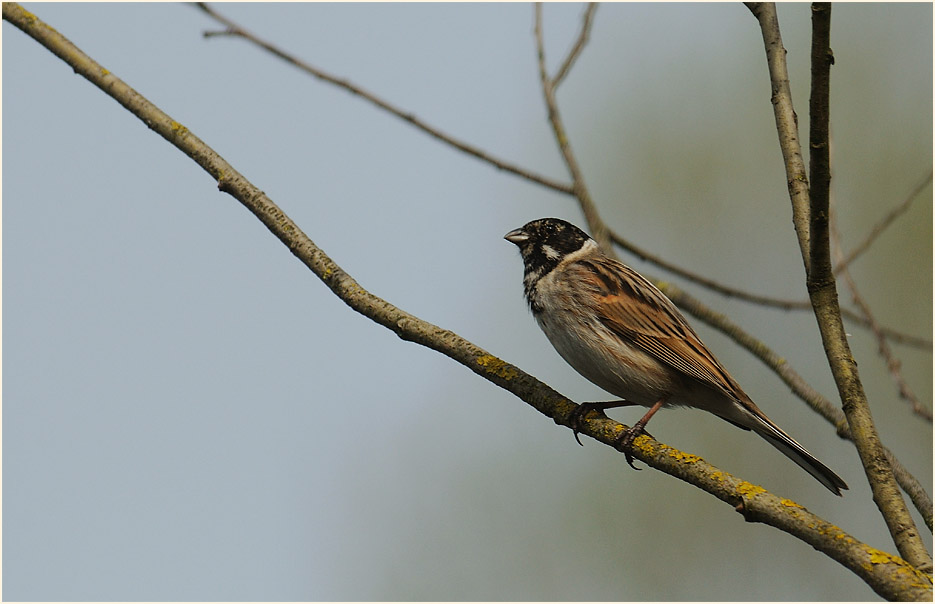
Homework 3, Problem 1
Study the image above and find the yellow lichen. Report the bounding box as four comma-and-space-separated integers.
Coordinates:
868, 549, 900, 565
476, 354, 519, 380
735, 481, 767, 497
666, 448, 702, 464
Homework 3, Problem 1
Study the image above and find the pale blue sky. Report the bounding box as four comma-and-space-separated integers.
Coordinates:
4, 3, 931, 600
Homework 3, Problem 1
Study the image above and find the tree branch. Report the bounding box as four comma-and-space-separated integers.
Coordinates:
552, 3, 597, 89
197, 2, 929, 352
5, 2, 932, 596
745, 2, 813, 274
835, 171, 933, 275
193, 3, 575, 197
612, 229, 932, 349
806, 2, 930, 569
537, 1, 930, 526
831, 207, 931, 422
747, 1, 931, 571
533, 2, 611, 253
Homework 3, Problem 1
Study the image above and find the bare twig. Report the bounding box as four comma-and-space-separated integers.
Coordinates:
533, 3, 611, 253
835, 172, 933, 274
612, 231, 811, 308
194, 3, 575, 196
612, 228, 932, 349
744, 2, 813, 273
831, 207, 931, 422
748, 1, 931, 570
536, 2, 931, 526
552, 3, 598, 89
10, 7, 935, 596
842, 312, 931, 350
198, 3, 929, 352
197, 1, 930, 525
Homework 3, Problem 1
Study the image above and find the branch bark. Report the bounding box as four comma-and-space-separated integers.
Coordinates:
4, 2, 931, 597
744, 2, 813, 273
747, 1, 932, 572
194, 3, 575, 196
538, 1, 932, 526
835, 171, 933, 275
831, 208, 931, 422
533, 2, 611, 253
552, 3, 597, 89
195, 2, 931, 352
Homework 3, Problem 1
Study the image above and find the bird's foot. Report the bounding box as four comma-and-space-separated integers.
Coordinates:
569, 400, 635, 446
569, 402, 610, 446
614, 423, 653, 470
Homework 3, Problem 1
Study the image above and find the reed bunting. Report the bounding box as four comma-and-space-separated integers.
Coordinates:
505, 217, 847, 495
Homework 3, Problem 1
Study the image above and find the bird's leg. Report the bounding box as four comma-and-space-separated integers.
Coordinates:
616, 398, 666, 469
570, 400, 636, 446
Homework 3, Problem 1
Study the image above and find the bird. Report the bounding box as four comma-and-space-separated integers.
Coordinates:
504, 217, 848, 495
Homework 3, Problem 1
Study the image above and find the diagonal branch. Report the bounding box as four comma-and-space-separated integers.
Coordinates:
841, 309, 931, 350
194, 3, 575, 196
10, 7, 935, 597
835, 171, 933, 275
612, 229, 932, 349
196, 2, 929, 351
552, 3, 598, 89
831, 207, 931, 422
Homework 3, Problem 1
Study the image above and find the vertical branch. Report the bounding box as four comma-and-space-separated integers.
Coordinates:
808, 2, 833, 279
538, 6, 930, 529
744, 2, 812, 273
533, 3, 612, 256
748, 2, 931, 569
805, 3, 932, 571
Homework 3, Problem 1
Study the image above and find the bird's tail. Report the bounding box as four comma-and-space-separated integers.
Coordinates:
741, 407, 848, 496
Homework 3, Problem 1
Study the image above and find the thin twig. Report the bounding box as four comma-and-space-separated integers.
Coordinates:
835, 171, 933, 274
611, 228, 932, 349
537, 2, 931, 527
612, 231, 811, 308
198, 3, 930, 351
194, 3, 575, 196
552, 3, 598, 89
10, 7, 934, 596
533, 3, 611, 253
842, 312, 931, 350
831, 206, 931, 421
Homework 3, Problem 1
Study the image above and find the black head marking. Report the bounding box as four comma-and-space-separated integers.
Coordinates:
504, 218, 593, 310
505, 218, 591, 269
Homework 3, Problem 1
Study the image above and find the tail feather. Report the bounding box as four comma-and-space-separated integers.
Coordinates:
748, 413, 848, 496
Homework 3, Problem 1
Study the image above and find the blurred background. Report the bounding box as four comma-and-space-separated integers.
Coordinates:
4, 3, 931, 600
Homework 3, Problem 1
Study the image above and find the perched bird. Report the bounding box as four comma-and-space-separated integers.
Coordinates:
505, 217, 848, 495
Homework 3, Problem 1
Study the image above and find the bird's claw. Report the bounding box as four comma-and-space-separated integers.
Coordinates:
569, 403, 607, 446
615, 424, 653, 470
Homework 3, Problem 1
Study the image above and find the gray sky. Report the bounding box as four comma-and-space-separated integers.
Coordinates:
4, 2, 932, 600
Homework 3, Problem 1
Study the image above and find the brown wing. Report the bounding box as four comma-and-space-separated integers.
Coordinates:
572, 256, 748, 402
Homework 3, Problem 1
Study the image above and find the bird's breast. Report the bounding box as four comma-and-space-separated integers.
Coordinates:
531, 272, 676, 407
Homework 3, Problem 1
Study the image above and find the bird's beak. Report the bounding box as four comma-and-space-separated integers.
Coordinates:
504, 228, 529, 245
